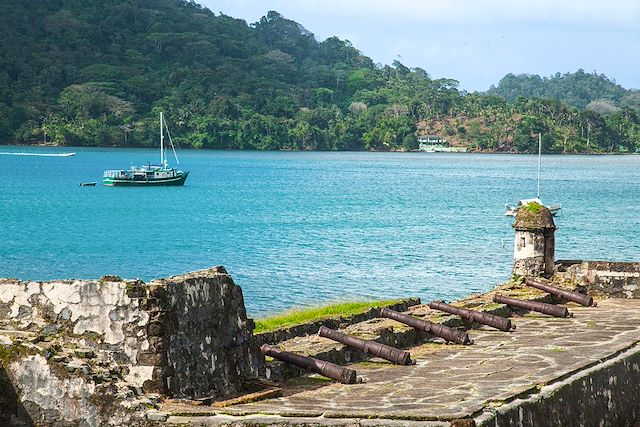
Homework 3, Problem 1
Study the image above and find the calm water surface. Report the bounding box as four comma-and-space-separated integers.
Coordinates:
1, 147, 639, 316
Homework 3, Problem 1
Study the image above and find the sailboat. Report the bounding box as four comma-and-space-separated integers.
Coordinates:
103, 112, 189, 186
505, 133, 561, 217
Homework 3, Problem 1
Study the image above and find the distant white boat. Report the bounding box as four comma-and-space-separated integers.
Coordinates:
505, 134, 561, 217
0, 152, 75, 157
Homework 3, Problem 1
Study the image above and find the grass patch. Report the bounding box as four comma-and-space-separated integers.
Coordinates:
477, 303, 503, 311
524, 202, 542, 214
254, 300, 402, 334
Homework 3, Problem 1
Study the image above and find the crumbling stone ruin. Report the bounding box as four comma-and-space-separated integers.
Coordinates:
0, 266, 262, 426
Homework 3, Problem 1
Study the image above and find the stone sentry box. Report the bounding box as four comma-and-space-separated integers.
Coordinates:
512, 204, 556, 277
0, 266, 262, 401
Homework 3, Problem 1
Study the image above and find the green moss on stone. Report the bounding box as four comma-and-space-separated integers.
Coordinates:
0, 343, 35, 366
478, 303, 502, 311
524, 202, 542, 214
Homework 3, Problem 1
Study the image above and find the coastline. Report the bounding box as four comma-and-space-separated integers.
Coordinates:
2, 142, 637, 155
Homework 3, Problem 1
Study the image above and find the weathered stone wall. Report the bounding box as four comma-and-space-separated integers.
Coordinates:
557, 260, 640, 298
160, 268, 262, 398
0, 266, 261, 425
477, 344, 640, 427
513, 230, 546, 276
0, 276, 154, 425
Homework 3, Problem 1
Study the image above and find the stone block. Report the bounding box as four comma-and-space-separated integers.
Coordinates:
148, 336, 168, 352
125, 281, 146, 298
152, 365, 174, 380
146, 321, 165, 337
148, 310, 169, 324
137, 351, 167, 366
142, 378, 168, 394
138, 297, 161, 311
146, 411, 169, 422
148, 285, 168, 300
74, 349, 96, 359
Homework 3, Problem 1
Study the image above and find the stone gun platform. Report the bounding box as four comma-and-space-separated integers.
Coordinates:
166, 298, 640, 426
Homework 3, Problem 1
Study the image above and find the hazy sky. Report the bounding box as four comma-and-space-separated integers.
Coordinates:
201, 0, 640, 92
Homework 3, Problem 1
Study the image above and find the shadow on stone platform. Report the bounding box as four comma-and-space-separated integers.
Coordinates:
0, 366, 34, 427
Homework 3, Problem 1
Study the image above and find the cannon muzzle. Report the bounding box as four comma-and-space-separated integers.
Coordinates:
380, 307, 473, 345
493, 294, 572, 318
318, 326, 412, 365
260, 344, 357, 384
428, 300, 515, 332
525, 278, 596, 307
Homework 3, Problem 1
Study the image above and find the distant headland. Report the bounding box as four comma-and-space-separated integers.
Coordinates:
2, 2, 640, 154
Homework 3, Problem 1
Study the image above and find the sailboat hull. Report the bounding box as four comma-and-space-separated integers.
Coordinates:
103, 171, 189, 187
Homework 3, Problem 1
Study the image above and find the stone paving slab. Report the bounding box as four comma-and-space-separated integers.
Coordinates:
168, 414, 450, 426
166, 298, 640, 424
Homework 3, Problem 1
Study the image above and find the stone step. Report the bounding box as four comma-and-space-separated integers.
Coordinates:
161, 385, 282, 417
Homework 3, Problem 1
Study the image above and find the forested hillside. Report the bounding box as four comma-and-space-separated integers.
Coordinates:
1, 0, 640, 153
487, 70, 640, 111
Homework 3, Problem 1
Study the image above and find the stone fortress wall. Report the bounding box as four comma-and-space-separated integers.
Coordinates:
0, 266, 261, 426
556, 260, 640, 298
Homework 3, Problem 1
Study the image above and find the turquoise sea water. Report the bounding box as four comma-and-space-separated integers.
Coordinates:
1, 147, 639, 316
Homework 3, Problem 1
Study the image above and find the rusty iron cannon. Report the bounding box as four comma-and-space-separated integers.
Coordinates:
380, 307, 473, 345
318, 326, 413, 365
525, 278, 596, 307
428, 300, 516, 332
493, 294, 572, 318
260, 344, 357, 384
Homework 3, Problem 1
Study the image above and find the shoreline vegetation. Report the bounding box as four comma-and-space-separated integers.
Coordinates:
3, 142, 638, 155
2, 2, 640, 154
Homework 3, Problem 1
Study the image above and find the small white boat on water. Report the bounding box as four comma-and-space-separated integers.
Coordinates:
505, 134, 561, 217
0, 152, 75, 157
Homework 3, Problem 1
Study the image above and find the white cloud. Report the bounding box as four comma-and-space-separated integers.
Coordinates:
200, 0, 640, 91
209, 0, 640, 27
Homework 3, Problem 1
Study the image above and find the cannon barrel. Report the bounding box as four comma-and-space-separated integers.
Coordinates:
260, 344, 357, 384
318, 326, 412, 365
525, 278, 596, 307
428, 301, 515, 332
380, 307, 473, 345
493, 294, 572, 318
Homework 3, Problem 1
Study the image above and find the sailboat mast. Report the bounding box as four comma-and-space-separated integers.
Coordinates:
160, 112, 165, 166
537, 133, 542, 199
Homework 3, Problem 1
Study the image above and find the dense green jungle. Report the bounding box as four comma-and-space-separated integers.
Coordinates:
2, 0, 640, 153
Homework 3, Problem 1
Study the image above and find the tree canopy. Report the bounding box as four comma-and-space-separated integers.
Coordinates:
486, 70, 635, 110
1, 0, 639, 153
